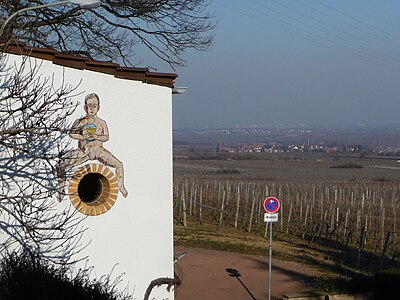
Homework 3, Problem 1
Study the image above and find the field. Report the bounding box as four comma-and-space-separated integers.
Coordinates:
174, 152, 400, 181
173, 152, 400, 281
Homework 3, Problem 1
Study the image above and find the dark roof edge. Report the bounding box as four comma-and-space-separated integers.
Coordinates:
1, 40, 177, 88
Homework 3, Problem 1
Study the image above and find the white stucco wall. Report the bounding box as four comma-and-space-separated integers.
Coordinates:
4, 54, 174, 299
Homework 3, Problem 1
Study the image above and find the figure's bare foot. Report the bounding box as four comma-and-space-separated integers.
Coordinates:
120, 186, 128, 198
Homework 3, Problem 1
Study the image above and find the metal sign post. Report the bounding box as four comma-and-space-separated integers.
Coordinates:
263, 197, 281, 300
269, 220, 273, 300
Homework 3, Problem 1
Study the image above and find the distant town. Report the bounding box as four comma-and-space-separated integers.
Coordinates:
173, 126, 400, 157
215, 140, 398, 156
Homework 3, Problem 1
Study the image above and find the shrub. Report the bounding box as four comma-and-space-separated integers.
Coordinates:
374, 268, 400, 298
312, 275, 373, 294
329, 163, 363, 169
0, 251, 131, 300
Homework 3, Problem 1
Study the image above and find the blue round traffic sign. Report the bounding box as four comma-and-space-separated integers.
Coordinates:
263, 197, 281, 213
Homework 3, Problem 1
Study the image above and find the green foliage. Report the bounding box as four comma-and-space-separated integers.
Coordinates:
0, 251, 131, 300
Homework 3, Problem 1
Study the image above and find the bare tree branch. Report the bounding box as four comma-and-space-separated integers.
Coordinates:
143, 273, 181, 300
0, 49, 86, 265
1, 0, 216, 68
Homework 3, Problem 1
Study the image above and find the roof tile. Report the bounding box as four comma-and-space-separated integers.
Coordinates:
1, 40, 177, 88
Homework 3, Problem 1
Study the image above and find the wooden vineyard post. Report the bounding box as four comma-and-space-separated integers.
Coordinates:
309, 190, 313, 235
264, 221, 268, 238
381, 206, 385, 248
248, 197, 256, 233
364, 214, 368, 245
192, 183, 197, 215
226, 182, 231, 208
189, 182, 193, 216
312, 186, 316, 217
299, 197, 303, 226
357, 226, 365, 267
322, 209, 328, 239
381, 231, 391, 266
335, 206, 340, 244
264, 186, 269, 238
286, 201, 293, 234
244, 183, 250, 221
303, 203, 309, 239
278, 187, 283, 232
234, 185, 240, 229
280, 200, 283, 232
320, 189, 324, 223
392, 195, 397, 239
199, 188, 203, 223
329, 201, 334, 237
181, 189, 187, 228
257, 196, 262, 227
177, 180, 182, 215
219, 190, 225, 226
343, 209, 349, 241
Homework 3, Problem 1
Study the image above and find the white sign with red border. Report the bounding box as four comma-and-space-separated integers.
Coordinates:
263, 197, 281, 213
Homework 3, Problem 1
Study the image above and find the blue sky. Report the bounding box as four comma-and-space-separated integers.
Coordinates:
160, 0, 400, 129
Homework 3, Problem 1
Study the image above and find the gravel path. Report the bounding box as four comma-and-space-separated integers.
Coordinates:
174, 247, 323, 300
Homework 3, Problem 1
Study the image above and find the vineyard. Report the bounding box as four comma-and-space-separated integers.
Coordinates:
173, 156, 400, 270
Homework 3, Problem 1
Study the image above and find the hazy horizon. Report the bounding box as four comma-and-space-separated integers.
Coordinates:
173, 123, 400, 131
148, 1, 400, 130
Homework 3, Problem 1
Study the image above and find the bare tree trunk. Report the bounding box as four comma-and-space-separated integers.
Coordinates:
144, 273, 181, 300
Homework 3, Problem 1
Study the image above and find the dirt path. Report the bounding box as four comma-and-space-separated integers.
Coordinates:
174, 247, 323, 300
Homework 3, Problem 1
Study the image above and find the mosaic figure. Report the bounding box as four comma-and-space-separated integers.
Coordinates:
59, 93, 128, 198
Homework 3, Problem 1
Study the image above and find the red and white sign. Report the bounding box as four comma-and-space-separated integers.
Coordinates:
263, 197, 281, 213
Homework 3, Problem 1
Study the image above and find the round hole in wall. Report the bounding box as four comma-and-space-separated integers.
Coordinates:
68, 164, 119, 216
78, 173, 106, 203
